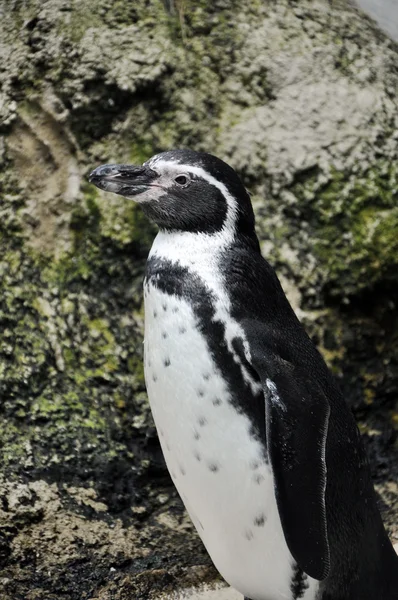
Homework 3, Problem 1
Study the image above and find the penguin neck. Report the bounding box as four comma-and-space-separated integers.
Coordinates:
149, 228, 233, 271
149, 227, 260, 273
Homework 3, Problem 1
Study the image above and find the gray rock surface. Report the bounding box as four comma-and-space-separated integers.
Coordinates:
0, 1, 397, 598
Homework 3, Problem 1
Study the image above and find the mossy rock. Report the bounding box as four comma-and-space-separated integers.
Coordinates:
1, 0, 398, 597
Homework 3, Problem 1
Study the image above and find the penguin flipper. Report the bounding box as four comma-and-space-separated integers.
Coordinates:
244, 323, 331, 580
263, 368, 330, 580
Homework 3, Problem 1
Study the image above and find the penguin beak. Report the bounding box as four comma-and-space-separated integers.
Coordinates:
88, 164, 157, 198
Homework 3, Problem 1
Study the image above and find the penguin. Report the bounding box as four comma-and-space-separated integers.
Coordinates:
89, 150, 398, 600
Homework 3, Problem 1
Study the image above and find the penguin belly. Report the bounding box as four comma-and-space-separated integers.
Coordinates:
143, 283, 319, 600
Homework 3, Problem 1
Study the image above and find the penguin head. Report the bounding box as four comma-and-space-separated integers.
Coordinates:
89, 149, 256, 239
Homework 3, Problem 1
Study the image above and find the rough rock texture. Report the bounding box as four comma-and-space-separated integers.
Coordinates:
0, 0, 397, 598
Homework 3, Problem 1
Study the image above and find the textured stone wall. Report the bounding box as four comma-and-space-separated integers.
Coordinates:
0, 1, 397, 598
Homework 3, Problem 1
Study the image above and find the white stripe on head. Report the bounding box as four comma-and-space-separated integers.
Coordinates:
146, 158, 239, 243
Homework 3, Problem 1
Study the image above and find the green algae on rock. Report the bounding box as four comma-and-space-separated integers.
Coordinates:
290, 163, 398, 298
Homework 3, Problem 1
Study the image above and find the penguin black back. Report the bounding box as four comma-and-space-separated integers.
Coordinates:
222, 239, 398, 599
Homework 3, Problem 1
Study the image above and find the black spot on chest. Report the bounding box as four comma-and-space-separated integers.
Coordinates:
208, 462, 220, 472
254, 514, 266, 527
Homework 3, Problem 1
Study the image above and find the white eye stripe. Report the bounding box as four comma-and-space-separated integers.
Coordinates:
148, 159, 238, 239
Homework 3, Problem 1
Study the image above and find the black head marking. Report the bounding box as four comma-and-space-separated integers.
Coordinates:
193, 430, 200, 441
147, 150, 255, 236
163, 357, 171, 367
198, 416, 207, 427
212, 397, 222, 407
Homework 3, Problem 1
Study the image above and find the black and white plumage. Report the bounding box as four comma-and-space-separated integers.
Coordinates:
89, 150, 398, 600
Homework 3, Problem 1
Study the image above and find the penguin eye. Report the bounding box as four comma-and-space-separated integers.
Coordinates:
174, 174, 190, 186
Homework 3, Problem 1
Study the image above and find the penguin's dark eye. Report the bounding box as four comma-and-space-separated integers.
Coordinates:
174, 175, 189, 186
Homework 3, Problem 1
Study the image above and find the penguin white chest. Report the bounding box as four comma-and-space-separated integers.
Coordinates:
143, 282, 318, 600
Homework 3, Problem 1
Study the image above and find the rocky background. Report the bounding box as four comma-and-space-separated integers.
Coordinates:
0, 1, 397, 598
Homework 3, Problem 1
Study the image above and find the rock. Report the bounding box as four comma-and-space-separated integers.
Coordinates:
158, 585, 241, 599
0, 1, 397, 598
